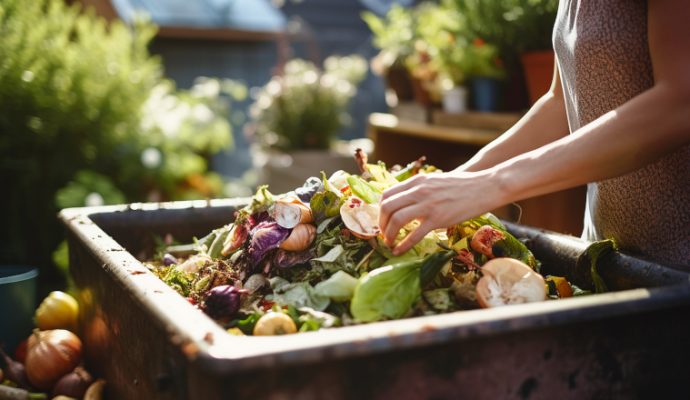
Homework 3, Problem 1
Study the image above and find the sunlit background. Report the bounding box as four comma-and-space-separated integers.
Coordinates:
0, 0, 558, 292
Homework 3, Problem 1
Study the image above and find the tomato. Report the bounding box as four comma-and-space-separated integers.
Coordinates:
34, 291, 79, 332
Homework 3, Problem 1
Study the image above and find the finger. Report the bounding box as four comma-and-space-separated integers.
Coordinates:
382, 203, 422, 246
381, 174, 424, 201
393, 219, 436, 256
379, 188, 420, 242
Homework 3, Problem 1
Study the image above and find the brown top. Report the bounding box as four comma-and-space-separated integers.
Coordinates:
553, 0, 690, 268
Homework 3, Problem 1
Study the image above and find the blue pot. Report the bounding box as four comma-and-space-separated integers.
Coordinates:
0, 266, 38, 352
471, 77, 502, 112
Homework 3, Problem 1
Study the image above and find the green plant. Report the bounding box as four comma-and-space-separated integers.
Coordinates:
463, 39, 506, 80
361, 5, 415, 74
0, 0, 242, 286
249, 55, 367, 151
449, 0, 558, 58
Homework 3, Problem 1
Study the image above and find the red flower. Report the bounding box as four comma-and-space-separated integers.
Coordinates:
473, 38, 485, 47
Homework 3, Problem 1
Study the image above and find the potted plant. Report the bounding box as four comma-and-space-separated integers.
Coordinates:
249, 55, 367, 193
362, 5, 416, 104
435, 32, 469, 114
463, 38, 507, 111
449, 0, 558, 106
405, 1, 460, 110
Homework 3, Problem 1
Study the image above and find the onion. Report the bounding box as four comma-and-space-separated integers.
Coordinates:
52, 366, 93, 398
25, 329, 82, 391
339, 196, 381, 239
203, 285, 244, 320
279, 224, 316, 251
271, 198, 313, 228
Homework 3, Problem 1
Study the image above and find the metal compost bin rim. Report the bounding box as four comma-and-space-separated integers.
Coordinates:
59, 200, 690, 377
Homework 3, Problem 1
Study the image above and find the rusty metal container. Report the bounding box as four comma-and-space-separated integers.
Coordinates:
59, 200, 690, 400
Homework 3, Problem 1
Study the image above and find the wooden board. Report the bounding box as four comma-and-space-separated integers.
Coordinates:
432, 110, 522, 131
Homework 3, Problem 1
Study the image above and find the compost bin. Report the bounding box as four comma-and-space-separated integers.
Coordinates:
59, 199, 690, 399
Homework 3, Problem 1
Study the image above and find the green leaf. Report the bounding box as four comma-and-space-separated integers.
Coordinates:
419, 250, 456, 288
447, 213, 506, 244
268, 277, 330, 311
314, 270, 359, 302
350, 258, 422, 322
312, 245, 345, 263
585, 239, 618, 294
491, 231, 539, 270
232, 312, 262, 335
346, 175, 382, 204
310, 190, 342, 222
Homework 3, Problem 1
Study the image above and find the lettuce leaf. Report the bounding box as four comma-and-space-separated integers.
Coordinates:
314, 270, 359, 302
268, 277, 330, 311
350, 257, 422, 322
346, 175, 381, 204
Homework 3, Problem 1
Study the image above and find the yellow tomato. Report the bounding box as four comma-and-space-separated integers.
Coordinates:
253, 312, 297, 336
35, 291, 79, 332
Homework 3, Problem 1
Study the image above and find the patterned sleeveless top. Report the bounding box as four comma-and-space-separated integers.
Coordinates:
553, 0, 690, 268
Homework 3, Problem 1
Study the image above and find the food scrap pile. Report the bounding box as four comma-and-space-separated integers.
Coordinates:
147, 151, 584, 336
0, 291, 106, 400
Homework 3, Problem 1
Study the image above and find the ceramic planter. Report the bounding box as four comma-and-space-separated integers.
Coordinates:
58, 201, 690, 399
441, 86, 468, 114
470, 77, 502, 112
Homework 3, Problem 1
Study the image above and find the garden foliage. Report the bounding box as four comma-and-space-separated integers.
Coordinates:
0, 0, 241, 282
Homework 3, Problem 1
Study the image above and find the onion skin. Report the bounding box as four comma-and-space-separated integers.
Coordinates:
84, 379, 106, 400
52, 367, 93, 399
279, 224, 316, 252
25, 329, 82, 391
339, 196, 381, 240
272, 198, 313, 228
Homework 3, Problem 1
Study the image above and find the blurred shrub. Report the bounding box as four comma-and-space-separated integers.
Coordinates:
249, 55, 367, 151
0, 0, 242, 283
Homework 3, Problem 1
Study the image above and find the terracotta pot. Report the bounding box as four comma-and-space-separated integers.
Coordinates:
521, 50, 555, 105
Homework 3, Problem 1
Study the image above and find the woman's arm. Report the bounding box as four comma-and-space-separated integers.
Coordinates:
457, 63, 570, 172
380, 0, 690, 255
492, 0, 690, 200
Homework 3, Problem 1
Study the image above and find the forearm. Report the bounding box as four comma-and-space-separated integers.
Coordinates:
457, 91, 570, 172
491, 83, 690, 203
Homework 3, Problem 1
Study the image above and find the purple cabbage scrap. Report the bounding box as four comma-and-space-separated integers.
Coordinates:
273, 248, 316, 269
248, 221, 291, 265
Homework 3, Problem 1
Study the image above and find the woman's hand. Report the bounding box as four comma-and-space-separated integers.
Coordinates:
379, 170, 506, 255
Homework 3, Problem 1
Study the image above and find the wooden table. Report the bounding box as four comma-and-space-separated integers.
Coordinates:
367, 112, 586, 236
